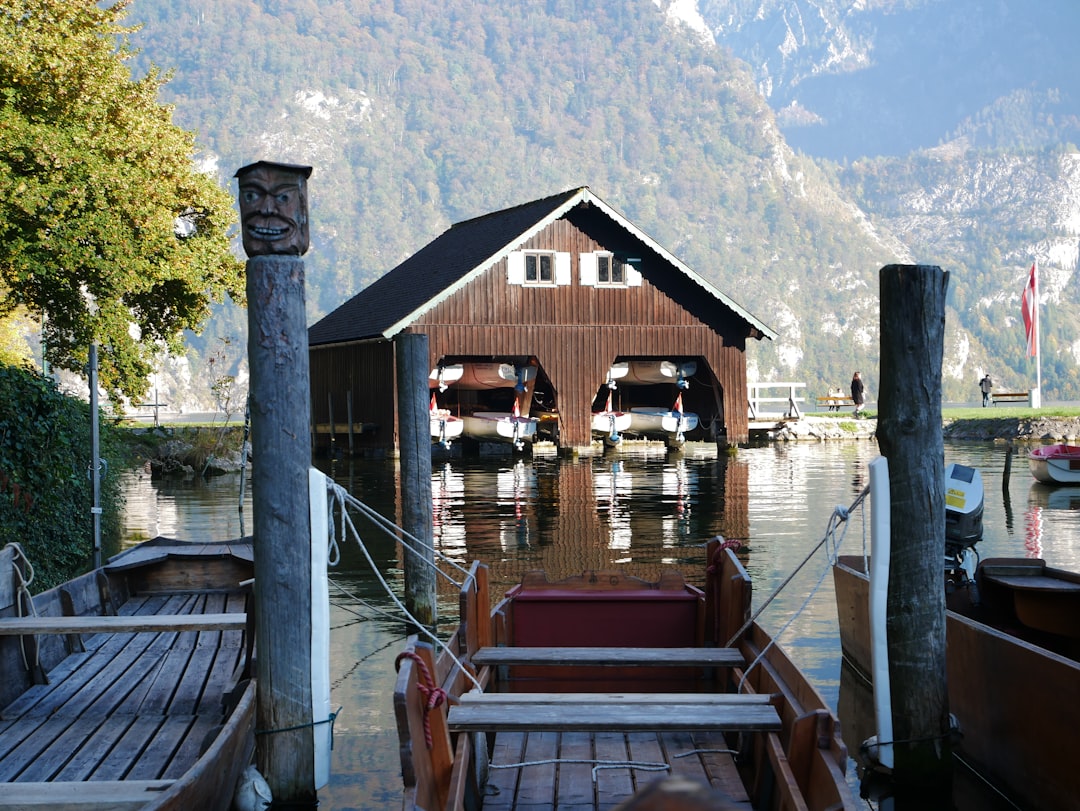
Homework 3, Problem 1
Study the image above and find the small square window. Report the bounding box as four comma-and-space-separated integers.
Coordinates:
596, 254, 624, 286
525, 253, 554, 285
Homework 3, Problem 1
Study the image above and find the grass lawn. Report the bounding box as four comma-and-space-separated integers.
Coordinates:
807, 406, 1080, 420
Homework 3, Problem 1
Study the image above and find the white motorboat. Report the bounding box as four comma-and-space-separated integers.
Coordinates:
429, 394, 463, 445
628, 394, 698, 441
434, 362, 536, 390
628, 407, 698, 436
591, 410, 632, 445
462, 411, 538, 448
608, 359, 696, 387
429, 364, 464, 390
591, 390, 631, 445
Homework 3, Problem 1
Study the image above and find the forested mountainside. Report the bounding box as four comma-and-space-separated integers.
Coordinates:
118, 0, 1079, 408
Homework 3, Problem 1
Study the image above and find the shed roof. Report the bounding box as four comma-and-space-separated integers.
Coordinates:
308, 187, 776, 346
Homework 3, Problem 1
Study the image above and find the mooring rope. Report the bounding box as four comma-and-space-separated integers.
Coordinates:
4, 543, 41, 673
727, 484, 870, 688
320, 479, 483, 693
326, 479, 471, 584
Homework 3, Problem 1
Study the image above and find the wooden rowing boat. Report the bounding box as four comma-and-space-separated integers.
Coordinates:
394, 539, 856, 810
1028, 442, 1080, 484
0, 537, 255, 811
833, 553, 1080, 809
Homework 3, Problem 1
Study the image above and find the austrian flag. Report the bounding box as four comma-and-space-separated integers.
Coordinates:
1021, 262, 1038, 357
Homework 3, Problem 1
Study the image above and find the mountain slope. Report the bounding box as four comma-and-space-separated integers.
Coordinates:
114, 0, 1078, 407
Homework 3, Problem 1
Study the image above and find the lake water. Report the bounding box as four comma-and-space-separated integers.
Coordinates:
116, 440, 1080, 810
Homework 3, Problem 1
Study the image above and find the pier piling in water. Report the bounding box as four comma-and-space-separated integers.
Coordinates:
875, 264, 953, 794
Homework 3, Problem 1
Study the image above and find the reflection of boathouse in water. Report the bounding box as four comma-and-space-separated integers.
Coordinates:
307, 187, 776, 455
400, 456, 752, 596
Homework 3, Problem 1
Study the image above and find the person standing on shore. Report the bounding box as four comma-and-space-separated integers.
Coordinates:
851, 371, 865, 418
980, 374, 993, 407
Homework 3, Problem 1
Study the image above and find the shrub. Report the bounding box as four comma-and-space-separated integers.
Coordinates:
0, 364, 122, 590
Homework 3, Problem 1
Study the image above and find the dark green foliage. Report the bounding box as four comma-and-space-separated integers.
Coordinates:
0, 364, 122, 591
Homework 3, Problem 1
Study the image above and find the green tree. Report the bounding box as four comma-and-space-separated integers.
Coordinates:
0, 0, 243, 401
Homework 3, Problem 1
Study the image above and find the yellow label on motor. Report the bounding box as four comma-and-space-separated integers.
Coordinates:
945, 488, 966, 509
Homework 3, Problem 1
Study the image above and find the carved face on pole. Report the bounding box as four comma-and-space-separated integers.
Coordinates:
235, 161, 312, 257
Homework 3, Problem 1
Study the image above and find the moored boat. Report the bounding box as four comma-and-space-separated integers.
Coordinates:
462, 411, 538, 448
591, 409, 631, 444
834, 553, 1080, 810
430, 364, 465, 390
1028, 442, 1080, 484
394, 539, 856, 811
833, 461, 1080, 809
608, 359, 696, 387
0, 537, 256, 811
627, 395, 698, 442
430, 394, 464, 445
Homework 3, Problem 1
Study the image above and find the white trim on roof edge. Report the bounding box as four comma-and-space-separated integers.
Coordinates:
381, 187, 776, 341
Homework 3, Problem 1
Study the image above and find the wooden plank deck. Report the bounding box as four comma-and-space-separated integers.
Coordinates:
0, 590, 247, 788
483, 729, 751, 810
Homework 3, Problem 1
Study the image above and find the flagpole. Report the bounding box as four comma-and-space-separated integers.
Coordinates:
1035, 260, 1042, 400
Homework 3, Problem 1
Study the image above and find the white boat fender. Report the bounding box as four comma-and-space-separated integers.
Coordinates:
309, 468, 334, 790
233, 764, 272, 811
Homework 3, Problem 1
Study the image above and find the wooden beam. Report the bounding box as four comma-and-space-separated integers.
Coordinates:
0, 613, 246, 635
471, 646, 744, 668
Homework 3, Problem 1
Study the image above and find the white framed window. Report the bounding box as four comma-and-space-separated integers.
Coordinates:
508, 251, 571, 286
579, 251, 643, 287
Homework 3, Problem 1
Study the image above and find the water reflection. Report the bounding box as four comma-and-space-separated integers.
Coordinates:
116, 441, 1080, 809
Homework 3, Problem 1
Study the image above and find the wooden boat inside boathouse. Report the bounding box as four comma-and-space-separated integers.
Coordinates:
308, 187, 777, 456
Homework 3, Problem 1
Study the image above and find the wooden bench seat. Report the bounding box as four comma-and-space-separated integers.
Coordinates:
992, 392, 1028, 405
0, 613, 247, 636
0, 779, 174, 809
447, 692, 781, 733
816, 396, 854, 408
471, 646, 744, 668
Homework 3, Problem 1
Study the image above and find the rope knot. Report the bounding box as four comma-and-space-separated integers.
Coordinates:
395, 650, 445, 748
705, 536, 742, 574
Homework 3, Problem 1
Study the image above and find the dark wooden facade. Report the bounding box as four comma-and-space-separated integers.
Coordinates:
308, 189, 773, 455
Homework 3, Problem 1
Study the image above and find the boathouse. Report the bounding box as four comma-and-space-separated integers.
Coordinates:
307, 187, 775, 454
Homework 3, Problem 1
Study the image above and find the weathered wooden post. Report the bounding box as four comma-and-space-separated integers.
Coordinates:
396, 331, 437, 626
875, 264, 952, 795
237, 160, 318, 806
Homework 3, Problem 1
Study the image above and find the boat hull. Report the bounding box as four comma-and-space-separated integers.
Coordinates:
590, 410, 631, 437
462, 412, 538, 443
1028, 443, 1080, 484
834, 554, 1080, 810
0, 538, 256, 811
395, 546, 856, 811
608, 360, 696, 385
627, 407, 698, 437
430, 412, 464, 444
432, 362, 536, 390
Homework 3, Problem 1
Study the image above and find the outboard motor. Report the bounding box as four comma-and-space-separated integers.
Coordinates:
944, 462, 984, 594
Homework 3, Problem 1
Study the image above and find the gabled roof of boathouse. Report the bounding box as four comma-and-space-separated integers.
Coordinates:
307, 186, 777, 346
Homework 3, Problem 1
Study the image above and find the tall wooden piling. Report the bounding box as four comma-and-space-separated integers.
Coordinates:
247, 253, 317, 805
396, 332, 437, 626
875, 264, 952, 793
